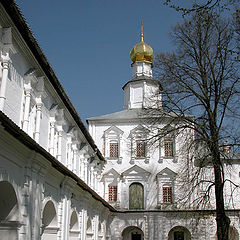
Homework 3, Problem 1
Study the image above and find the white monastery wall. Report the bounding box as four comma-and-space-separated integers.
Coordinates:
0, 4, 104, 195
0, 125, 112, 240
1, 1, 240, 239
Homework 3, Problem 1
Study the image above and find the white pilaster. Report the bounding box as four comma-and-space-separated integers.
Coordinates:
34, 100, 42, 143
49, 118, 56, 155
23, 87, 31, 132
56, 125, 63, 162
0, 53, 10, 111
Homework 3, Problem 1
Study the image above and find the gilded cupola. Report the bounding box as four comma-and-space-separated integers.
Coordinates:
130, 22, 153, 64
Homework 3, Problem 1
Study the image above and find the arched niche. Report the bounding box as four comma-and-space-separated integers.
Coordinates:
122, 226, 144, 240
69, 211, 80, 240
41, 200, 58, 240
0, 181, 20, 240
168, 226, 191, 240
129, 183, 144, 209
86, 217, 93, 240
98, 221, 104, 240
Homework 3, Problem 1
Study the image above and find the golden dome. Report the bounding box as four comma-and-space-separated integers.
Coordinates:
130, 23, 153, 63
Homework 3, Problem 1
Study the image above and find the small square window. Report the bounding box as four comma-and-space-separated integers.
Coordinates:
163, 186, 172, 203
110, 142, 119, 158
164, 140, 174, 157
136, 141, 145, 158
108, 185, 117, 202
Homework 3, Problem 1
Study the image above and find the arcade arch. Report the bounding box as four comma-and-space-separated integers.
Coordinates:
168, 226, 191, 240
122, 226, 144, 240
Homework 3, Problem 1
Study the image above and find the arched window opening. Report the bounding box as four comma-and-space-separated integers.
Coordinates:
41, 200, 58, 240
168, 226, 191, 240
129, 183, 144, 210
69, 211, 80, 240
0, 181, 19, 240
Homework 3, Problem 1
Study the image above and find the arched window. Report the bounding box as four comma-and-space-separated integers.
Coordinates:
129, 183, 144, 209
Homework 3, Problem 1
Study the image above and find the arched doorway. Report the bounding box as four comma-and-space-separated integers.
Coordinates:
129, 183, 144, 209
0, 181, 20, 240
168, 226, 191, 240
41, 200, 58, 240
122, 226, 144, 240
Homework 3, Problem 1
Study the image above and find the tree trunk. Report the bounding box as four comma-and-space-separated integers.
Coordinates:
212, 145, 230, 240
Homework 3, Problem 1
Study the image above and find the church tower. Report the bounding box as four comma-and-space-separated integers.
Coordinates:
123, 22, 162, 109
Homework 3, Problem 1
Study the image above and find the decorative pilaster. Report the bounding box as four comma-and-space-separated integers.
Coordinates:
84, 160, 88, 183
72, 144, 78, 174
49, 117, 56, 155
34, 100, 42, 143
60, 176, 77, 240
34, 77, 45, 143
56, 125, 63, 162
23, 88, 31, 132
90, 166, 94, 189
80, 154, 85, 180
0, 52, 10, 111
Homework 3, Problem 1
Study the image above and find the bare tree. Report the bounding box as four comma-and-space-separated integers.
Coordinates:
163, 0, 238, 15
146, 12, 240, 240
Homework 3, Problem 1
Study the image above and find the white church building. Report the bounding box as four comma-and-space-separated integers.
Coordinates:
0, 1, 239, 240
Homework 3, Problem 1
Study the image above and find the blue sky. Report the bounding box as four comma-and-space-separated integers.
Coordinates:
15, 0, 185, 125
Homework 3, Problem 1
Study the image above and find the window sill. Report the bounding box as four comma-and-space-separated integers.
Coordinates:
106, 157, 122, 164
159, 156, 177, 163
131, 157, 149, 164
157, 203, 177, 210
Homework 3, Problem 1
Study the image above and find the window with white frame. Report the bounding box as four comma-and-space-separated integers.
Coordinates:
130, 125, 149, 162
156, 168, 176, 206
103, 126, 123, 160
109, 141, 119, 158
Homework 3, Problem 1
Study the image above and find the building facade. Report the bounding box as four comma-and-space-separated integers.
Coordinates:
87, 23, 240, 240
0, 1, 239, 240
